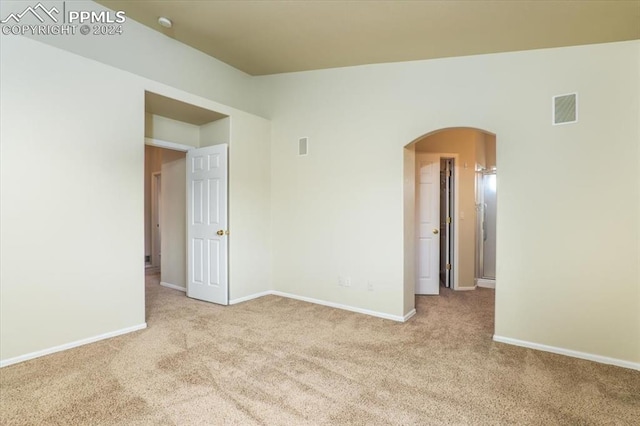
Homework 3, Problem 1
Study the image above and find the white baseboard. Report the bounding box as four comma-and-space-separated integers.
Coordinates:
493, 335, 640, 371
0, 323, 147, 368
229, 291, 272, 305
165, 280, 420, 323
403, 309, 417, 322
232, 290, 415, 322
476, 278, 496, 289
160, 282, 186, 292
271, 291, 410, 322
455, 285, 477, 291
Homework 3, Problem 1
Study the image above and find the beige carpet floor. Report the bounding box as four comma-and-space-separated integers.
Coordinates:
1, 275, 639, 425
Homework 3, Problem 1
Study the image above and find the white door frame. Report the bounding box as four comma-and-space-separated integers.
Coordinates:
416, 152, 460, 291
145, 137, 194, 153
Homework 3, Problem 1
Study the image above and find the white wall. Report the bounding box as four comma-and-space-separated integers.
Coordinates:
199, 115, 272, 302
226, 115, 272, 302
0, 35, 271, 364
145, 114, 200, 147
0, 36, 145, 361
160, 150, 187, 290
201, 117, 231, 146
403, 146, 416, 315
258, 41, 640, 364
484, 134, 497, 169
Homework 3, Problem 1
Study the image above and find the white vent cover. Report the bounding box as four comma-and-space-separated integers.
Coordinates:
553, 93, 578, 125
298, 137, 309, 156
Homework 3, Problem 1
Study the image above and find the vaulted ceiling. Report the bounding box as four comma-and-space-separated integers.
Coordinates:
97, 0, 640, 76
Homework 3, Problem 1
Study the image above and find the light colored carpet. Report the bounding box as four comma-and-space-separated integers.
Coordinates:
1, 275, 638, 425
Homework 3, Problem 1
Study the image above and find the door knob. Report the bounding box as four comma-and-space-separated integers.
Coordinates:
433, 229, 439, 234
217, 230, 224, 236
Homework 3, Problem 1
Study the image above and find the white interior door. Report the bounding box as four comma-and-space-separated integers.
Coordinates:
187, 144, 228, 305
416, 154, 440, 295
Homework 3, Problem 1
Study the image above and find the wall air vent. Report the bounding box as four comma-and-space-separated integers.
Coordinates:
553, 93, 578, 125
298, 137, 309, 156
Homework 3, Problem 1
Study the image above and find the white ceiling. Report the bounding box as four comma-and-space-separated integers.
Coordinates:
97, 0, 640, 76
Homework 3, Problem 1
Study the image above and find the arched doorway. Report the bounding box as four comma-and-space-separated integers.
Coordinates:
403, 127, 497, 302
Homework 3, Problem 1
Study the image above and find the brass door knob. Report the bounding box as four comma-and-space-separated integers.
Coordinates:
433, 229, 439, 234
216, 230, 224, 236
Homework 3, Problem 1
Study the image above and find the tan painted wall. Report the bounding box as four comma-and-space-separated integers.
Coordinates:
144, 146, 162, 261
160, 150, 187, 289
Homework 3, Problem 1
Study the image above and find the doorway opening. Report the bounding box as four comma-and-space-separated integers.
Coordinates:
414, 152, 459, 295
405, 127, 497, 298
143, 91, 231, 315
144, 144, 188, 288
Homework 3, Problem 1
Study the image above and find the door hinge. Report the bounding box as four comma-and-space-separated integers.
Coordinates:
446, 263, 451, 270
447, 216, 451, 224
